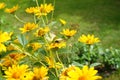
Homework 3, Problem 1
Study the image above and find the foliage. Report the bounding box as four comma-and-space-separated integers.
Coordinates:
72, 42, 120, 70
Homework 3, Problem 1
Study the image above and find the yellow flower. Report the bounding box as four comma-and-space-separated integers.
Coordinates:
45, 56, 63, 69
35, 3, 54, 17
47, 41, 66, 50
35, 27, 50, 37
29, 42, 42, 51
57, 42, 66, 48
5, 5, 18, 14
0, 43, 6, 52
0, 56, 14, 67
25, 7, 38, 14
60, 65, 80, 80
0, 56, 12, 67
41, 3, 54, 13
0, 31, 12, 43
0, 31, 12, 52
78, 34, 100, 44
0, 53, 25, 67
19, 22, 38, 33
61, 29, 76, 37
7, 44, 15, 51
9, 52, 25, 61
33, 66, 49, 80
60, 65, 102, 80
59, 19, 66, 25
4, 65, 29, 80
0, 2, 6, 9
78, 66, 102, 80
22, 71, 34, 80
45, 56, 54, 68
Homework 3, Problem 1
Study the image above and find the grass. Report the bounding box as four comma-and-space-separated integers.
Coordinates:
103, 70, 120, 80
0, 0, 120, 79
54, 0, 120, 49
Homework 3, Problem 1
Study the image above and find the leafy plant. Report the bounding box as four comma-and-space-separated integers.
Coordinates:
0, 0, 120, 80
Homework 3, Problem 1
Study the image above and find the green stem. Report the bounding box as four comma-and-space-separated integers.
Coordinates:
0, 66, 2, 76
51, 0, 55, 21
14, 14, 25, 23
11, 43, 46, 67
34, 14, 37, 24
24, 51, 46, 67
54, 59, 59, 77
45, 15, 48, 24
35, 0, 39, 7
50, 70, 57, 78
41, 16, 46, 26
43, 0, 46, 4
67, 53, 70, 64
86, 44, 91, 65
42, 35, 50, 56
50, 50, 58, 77
56, 51, 64, 68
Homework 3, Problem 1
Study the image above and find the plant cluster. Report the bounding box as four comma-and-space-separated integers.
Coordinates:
0, 0, 120, 80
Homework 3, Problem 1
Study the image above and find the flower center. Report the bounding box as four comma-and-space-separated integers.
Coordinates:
12, 72, 20, 79
79, 76, 86, 80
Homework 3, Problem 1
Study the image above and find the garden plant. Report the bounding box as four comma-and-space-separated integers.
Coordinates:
0, 0, 120, 80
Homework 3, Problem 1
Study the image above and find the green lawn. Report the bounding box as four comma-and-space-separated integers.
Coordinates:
103, 70, 120, 80
0, 0, 120, 79
55, 0, 120, 49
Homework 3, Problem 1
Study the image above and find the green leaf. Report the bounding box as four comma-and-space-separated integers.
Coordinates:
0, 70, 5, 80
17, 34, 28, 47
48, 21, 57, 27
53, 77, 59, 80
90, 63, 101, 67
72, 61, 84, 67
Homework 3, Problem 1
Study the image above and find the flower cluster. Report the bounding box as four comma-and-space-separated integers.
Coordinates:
4, 65, 48, 80
26, 3, 54, 17
4, 64, 101, 80
47, 41, 66, 50
60, 65, 102, 80
0, 1, 102, 80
